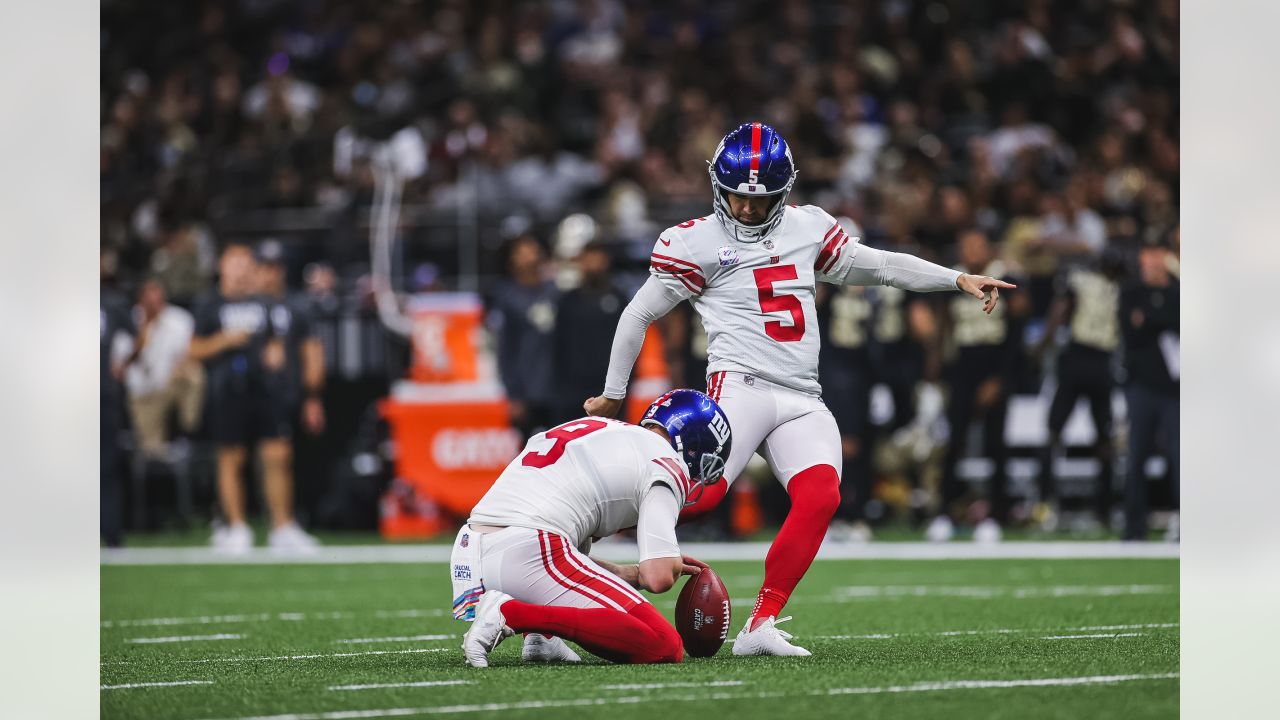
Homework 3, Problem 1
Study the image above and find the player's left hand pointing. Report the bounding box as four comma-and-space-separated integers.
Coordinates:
680, 555, 709, 576
957, 274, 1017, 314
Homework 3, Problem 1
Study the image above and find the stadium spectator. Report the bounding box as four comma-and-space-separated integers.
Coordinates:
123, 279, 203, 459
101, 250, 137, 548
1034, 251, 1127, 530
928, 229, 1030, 543
190, 242, 318, 553
551, 242, 627, 425
1120, 236, 1180, 541
489, 234, 559, 439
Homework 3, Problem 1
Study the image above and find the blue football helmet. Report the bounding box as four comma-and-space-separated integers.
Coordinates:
641, 389, 732, 506
708, 122, 797, 243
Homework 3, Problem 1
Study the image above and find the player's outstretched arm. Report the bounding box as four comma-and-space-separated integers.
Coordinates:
832, 244, 1015, 314
584, 277, 682, 417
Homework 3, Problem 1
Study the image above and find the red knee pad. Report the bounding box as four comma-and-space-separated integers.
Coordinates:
787, 464, 841, 519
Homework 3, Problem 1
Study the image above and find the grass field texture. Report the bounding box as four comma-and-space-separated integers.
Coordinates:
102, 557, 1178, 719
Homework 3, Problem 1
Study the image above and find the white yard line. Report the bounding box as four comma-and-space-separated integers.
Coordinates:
329, 681, 474, 692
126, 634, 244, 644
199, 673, 1179, 720
101, 680, 214, 691
1042, 633, 1145, 640
600, 681, 748, 690
178, 648, 450, 664
102, 609, 443, 629
810, 622, 1177, 641
822, 584, 1173, 602
335, 635, 457, 644
103, 541, 1179, 566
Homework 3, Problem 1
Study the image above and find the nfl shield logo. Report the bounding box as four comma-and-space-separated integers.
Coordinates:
717, 246, 740, 267
460, 533, 469, 548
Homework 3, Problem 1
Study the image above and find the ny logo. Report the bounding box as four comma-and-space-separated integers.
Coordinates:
708, 413, 730, 445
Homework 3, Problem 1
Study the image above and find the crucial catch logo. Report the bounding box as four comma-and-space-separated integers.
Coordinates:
717, 246, 740, 267
452, 564, 472, 581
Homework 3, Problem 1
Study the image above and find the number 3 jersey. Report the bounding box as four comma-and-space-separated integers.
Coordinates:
649, 205, 873, 396
468, 419, 690, 552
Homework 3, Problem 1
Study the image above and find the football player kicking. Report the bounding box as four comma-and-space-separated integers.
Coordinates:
451, 389, 731, 667
585, 122, 1015, 656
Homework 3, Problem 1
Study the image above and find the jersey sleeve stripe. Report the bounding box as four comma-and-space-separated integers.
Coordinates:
650, 259, 705, 295
817, 228, 850, 274
816, 224, 842, 270
650, 252, 703, 273
652, 457, 691, 496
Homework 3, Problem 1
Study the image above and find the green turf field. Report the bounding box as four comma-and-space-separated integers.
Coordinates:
101, 557, 1178, 719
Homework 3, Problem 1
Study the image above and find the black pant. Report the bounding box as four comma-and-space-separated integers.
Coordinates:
942, 373, 1010, 523
101, 401, 124, 547
1123, 384, 1180, 540
1040, 346, 1114, 519
823, 365, 873, 522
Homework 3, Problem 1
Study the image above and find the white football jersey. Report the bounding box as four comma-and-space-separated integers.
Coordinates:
468, 418, 691, 549
649, 205, 867, 395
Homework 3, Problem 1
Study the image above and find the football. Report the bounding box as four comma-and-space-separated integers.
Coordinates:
674, 566, 732, 657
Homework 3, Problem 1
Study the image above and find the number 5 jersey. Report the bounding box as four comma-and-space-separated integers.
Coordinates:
645, 205, 960, 397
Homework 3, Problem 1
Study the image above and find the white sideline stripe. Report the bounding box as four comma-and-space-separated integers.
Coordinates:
102, 540, 1178, 566
126, 634, 244, 644
102, 680, 214, 691
601, 681, 748, 690
811, 622, 1177, 641
1042, 633, 1144, 640
199, 673, 1179, 719
102, 609, 443, 629
329, 681, 474, 692
336, 635, 457, 644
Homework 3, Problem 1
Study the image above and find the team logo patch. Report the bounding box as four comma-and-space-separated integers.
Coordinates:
717, 246, 740, 267
763, 239, 775, 251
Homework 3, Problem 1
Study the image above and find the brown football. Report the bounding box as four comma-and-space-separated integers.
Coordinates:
674, 566, 732, 657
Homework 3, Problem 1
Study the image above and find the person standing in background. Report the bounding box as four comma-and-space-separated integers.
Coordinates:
489, 234, 559, 438
1034, 251, 1126, 531
1120, 236, 1180, 541
928, 229, 1030, 543
189, 242, 317, 554
816, 283, 875, 543
255, 239, 326, 543
101, 249, 138, 548
124, 279, 204, 458
551, 242, 626, 425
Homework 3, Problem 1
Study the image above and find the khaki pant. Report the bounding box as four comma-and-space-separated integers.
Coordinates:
128, 362, 206, 457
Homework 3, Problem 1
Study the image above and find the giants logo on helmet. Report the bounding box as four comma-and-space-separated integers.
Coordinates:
708, 412, 730, 446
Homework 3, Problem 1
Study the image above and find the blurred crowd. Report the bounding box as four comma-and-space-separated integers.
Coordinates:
101, 0, 1179, 542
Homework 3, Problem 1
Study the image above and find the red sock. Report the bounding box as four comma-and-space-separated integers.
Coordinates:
749, 464, 840, 630
500, 600, 682, 664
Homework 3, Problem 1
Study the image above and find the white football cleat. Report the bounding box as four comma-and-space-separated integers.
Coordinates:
211, 522, 253, 555
732, 616, 811, 657
462, 590, 515, 667
973, 518, 1003, 544
268, 522, 320, 555
522, 633, 582, 663
924, 515, 954, 543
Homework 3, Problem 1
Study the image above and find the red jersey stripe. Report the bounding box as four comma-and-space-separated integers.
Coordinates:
650, 263, 704, 295
650, 252, 703, 273
822, 230, 852, 274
